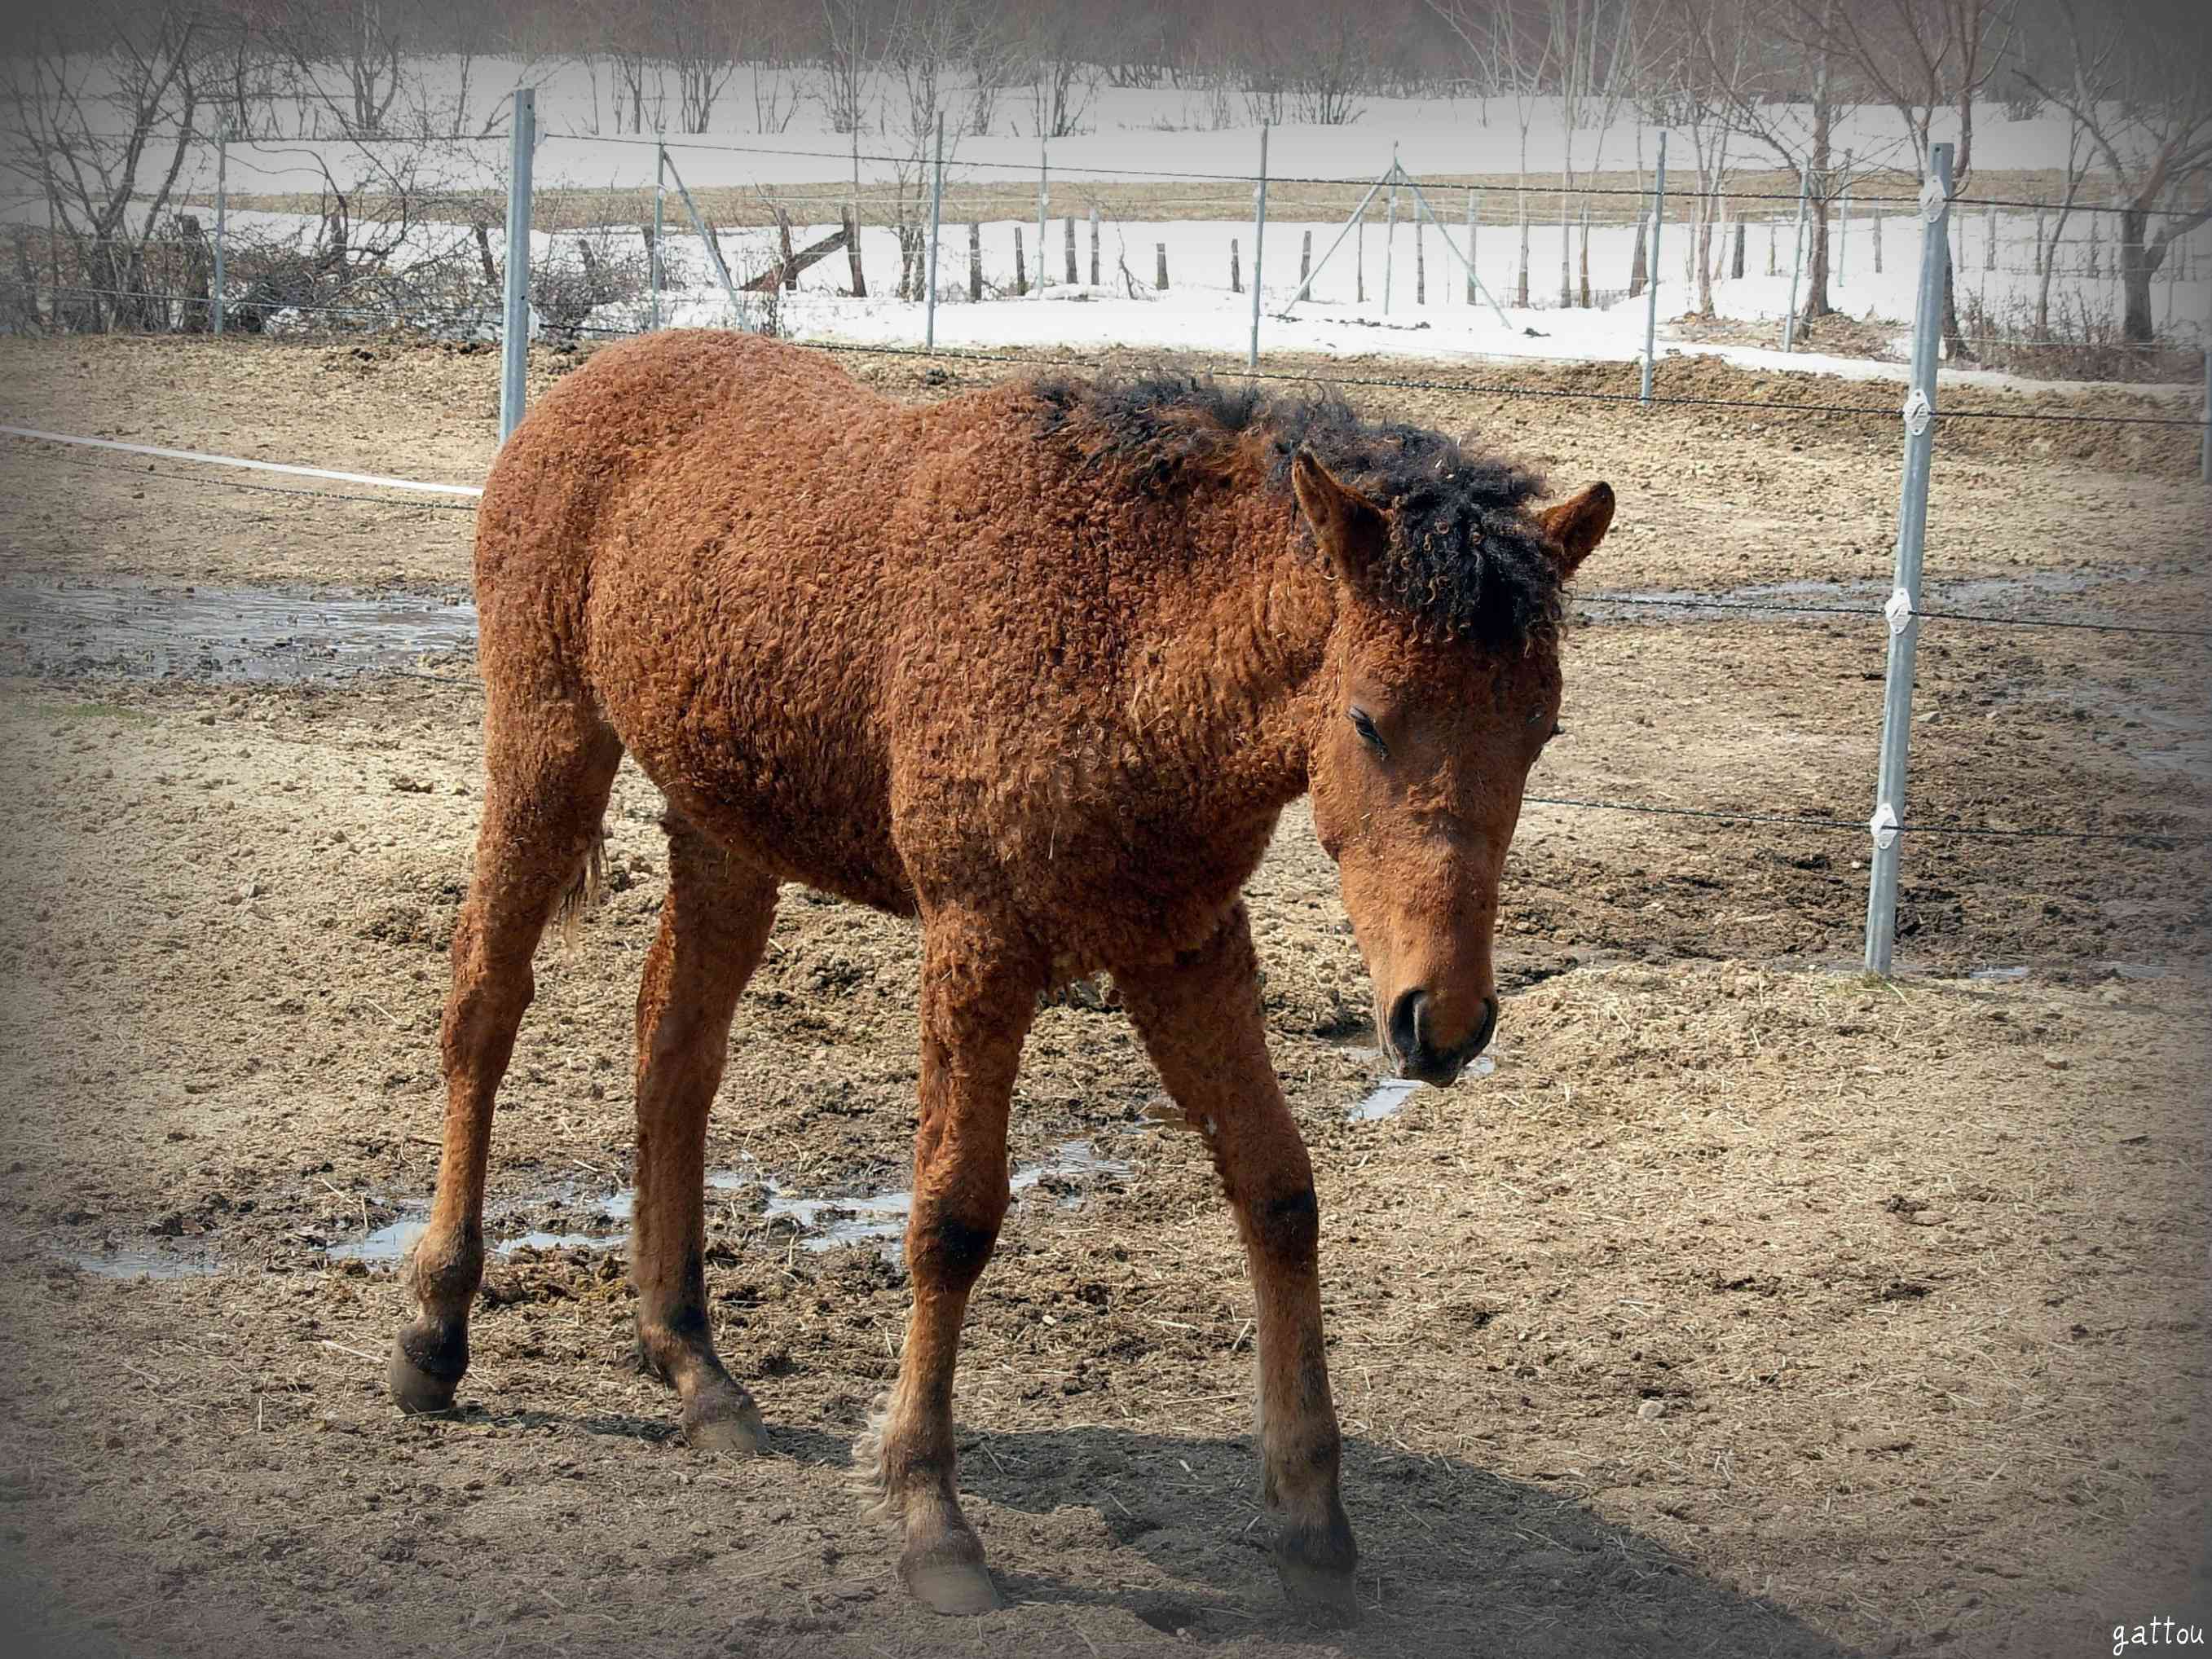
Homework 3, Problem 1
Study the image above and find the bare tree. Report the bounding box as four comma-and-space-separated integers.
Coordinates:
815, 0, 879, 135
2, 0, 208, 331
1820, 0, 2018, 358
1282, 0, 1379, 126
597, 0, 666, 134
2016, 0, 2212, 341
666, 0, 742, 134
1021, 0, 1100, 139
1671, 0, 1854, 324
882, 0, 975, 296
1659, 0, 1759, 316
1426, 0, 1558, 306
2034, 111, 2089, 336
278, 0, 407, 136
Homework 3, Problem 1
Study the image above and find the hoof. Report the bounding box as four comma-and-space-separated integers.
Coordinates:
902, 1556, 1002, 1617
1276, 1558, 1361, 1628
388, 1340, 462, 1415
681, 1388, 765, 1454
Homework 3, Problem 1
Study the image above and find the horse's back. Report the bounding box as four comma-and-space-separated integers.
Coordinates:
475, 332, 871, 590
474, 332, 917, 906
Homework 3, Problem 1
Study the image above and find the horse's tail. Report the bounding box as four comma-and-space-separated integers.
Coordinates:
552, 822, 608, 947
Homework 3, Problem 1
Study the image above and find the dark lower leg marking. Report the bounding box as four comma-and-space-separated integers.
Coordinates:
629, 825, 776, 1453
1113, 905, 1360, 1625
860, 910, 1039, 1617
387, 704, 619, 1416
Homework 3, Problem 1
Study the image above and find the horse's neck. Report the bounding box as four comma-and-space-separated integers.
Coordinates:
1140, 496, 1333, 819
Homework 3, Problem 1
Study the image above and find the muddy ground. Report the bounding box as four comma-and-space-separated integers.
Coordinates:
0, 334, 2206, 1659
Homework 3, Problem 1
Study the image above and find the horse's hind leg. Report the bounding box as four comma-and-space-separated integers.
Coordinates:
630, 814, 778, 1450
1114, 904, 1360, 1626
859, 909, 1043, 1616
390, 697, 621, 1415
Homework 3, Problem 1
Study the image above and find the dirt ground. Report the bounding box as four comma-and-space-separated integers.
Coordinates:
0, 332, 2206, 1659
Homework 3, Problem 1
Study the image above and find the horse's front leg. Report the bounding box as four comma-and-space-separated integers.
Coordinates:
1115, 903, 1360, 1626
859, 909, 1042, 1616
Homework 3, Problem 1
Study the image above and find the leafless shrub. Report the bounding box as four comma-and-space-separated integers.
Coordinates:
530, 226, 651, 332
1959, 288, 2202, 385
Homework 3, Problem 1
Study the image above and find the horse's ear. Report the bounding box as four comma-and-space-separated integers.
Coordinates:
1539, 482, 1615, 579
1292, 447, 1387, 585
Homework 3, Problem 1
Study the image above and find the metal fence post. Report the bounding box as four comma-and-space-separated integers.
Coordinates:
650, 139, 665, 331
500, 86, 535, 444
1782, 161, 1809, 352
1641, 130, 1666, 406
1037, 139, 1048, 291
1384, 147, 1398, 315
1248, 121, 1267, 370
1864, 142, 1952, 977
662, 150, 744, 325
924, 112, 944, 350
212, 123, 228, 336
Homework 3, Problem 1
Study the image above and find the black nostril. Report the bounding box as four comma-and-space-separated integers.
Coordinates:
1465, 996, 1500, 1058
1387, 988, 1426, 1064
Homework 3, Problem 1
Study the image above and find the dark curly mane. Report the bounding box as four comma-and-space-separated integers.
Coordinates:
1029, 372, 1562, 650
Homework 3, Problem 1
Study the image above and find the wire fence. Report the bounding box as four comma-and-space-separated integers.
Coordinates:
15, 117, 2210, 364
6, 113, 2209, 974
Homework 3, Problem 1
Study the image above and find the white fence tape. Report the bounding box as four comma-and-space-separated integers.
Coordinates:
1, 425, 484, 498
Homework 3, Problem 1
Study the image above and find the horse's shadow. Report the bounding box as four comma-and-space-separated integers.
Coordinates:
762, 1421, 1863, 1657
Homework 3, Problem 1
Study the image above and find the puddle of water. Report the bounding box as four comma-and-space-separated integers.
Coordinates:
61, 1245, 222, 1280
1348, 1054, 1496, 1122
320, 1142, 1134, 1265
327, 1218, 425, 1264
1350, 1079, 1422, 1122
0, 577, 477, 683
755, 1142, 1136, 1255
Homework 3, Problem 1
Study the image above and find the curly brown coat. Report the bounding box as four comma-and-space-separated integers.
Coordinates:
390, 330, 1613, 1623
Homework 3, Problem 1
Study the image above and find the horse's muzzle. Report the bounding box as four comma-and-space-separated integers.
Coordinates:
1386, 989, 1498, 1086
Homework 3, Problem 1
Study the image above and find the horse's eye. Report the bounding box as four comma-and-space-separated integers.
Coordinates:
1348, 709, 1388, 759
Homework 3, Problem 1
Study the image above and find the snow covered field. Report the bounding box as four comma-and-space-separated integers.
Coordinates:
13, 55, 2210, 389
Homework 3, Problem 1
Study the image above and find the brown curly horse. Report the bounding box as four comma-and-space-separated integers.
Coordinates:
391, 330, 1612, 1624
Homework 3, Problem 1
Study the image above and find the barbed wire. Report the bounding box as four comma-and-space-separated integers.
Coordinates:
0, 277, 493, 327
527, 133, 2212, 222
1521, 796, 2188, 845
6, 278, 2201, 429
14, 438, 2208, 643
785, 335, 2210, 429
1583, 591, 2212, 640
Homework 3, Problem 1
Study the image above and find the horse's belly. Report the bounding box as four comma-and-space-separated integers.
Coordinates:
583, 565, 914, 915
